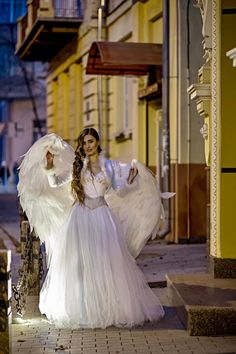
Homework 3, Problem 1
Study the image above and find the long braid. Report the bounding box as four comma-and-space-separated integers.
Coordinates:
71, 151, 85, 204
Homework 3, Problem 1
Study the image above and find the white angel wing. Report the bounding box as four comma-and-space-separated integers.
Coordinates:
17, 133, 75, 265
105, 160, 165, 258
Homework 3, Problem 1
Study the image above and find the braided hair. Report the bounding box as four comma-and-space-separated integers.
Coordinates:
71, 128, 102, 204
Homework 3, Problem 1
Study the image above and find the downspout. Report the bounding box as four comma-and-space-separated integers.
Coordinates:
97, 1, 105, 141
146, 102, 149, 166
186, 0, 191, 240
97, 0, 109, 156
158, 0, 171, 238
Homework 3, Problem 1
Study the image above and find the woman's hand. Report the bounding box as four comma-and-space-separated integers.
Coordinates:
127, 166, 138, 184
46, 151, 54, 169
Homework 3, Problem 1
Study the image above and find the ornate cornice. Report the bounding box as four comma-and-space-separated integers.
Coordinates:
188, 83, 211, 101
210, 0, 219, 257
226, 47, 236, 67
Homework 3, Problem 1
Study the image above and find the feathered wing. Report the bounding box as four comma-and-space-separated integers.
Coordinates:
105, 160, 165, 259
17, 133, 75, 265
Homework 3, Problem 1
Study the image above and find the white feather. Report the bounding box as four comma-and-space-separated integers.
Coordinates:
105, 161, 164, 258
17, 134, 75, 266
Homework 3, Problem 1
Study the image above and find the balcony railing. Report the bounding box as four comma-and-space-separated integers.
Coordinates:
54, 0, 82, 18
16, 0, 83, 60
31, 0, 82, 19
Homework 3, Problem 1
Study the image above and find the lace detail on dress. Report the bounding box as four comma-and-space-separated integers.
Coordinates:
84, 196, 107, 209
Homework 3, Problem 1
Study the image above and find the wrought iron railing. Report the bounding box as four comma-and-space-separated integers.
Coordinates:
31, 0, 82, 21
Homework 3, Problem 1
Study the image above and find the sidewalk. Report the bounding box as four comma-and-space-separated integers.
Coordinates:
1, 222, 236, 354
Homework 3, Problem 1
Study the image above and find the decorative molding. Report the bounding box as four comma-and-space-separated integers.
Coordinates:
194, 0, 212, 61
187, 82, 211, 165
210, 0, 218, 257
226, 47, 236, 67
200, 122, 208, 140
187, 15, 212, 164
187, 83, 211, 100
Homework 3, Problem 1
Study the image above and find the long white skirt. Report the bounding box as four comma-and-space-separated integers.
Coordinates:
39, 203, 164, 328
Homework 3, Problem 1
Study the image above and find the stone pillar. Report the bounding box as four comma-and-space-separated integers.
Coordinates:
209, 0, 236, 277
0, 250, 12, 354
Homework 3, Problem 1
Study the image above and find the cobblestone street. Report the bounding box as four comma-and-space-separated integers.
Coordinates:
11, 313, 236, 354
1, 194, 236, 354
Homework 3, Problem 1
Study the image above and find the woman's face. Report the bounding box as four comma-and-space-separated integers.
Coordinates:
83, 134, 100, 157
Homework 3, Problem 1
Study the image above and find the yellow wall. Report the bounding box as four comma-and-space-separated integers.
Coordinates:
221, 175, 236, 258
221, 13, 236, 168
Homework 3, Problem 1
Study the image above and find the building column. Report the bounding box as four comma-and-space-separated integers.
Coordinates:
192, 0, 236, 277
209, 0, 236, 277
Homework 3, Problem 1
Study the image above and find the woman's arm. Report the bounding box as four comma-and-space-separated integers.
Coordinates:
44, 151, 72, 188
46, 151, 54, 170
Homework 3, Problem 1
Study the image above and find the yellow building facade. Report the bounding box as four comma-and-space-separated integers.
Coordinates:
16, 0, 236, 335
16, 0, 207, 244
46, 0, 163, 165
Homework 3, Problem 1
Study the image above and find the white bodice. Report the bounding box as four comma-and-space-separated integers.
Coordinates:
82, 170, 111, 198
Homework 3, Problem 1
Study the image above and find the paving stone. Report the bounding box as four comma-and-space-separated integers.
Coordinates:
3, 221, 235, 354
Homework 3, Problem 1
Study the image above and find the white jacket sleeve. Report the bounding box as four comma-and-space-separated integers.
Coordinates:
44, 166, 72, 188
107, 160, 139, 196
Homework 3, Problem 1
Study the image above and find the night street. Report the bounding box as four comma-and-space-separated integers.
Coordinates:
1, 0, 236, 351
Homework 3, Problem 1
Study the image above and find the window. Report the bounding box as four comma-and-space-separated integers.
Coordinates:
115, 76, 133, 139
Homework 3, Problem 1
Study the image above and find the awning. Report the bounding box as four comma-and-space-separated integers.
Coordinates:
86, 41, 162, 76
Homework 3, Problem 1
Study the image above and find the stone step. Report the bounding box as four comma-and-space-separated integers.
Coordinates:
166, 273, 236, 336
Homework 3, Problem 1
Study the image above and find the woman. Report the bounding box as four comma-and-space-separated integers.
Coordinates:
18, 128, 165, 328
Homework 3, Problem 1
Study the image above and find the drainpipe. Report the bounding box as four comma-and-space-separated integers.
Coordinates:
146, 102, 149, 166
186, 0, 191, 240
158, 0, 171, 238
97, 1, 106, 145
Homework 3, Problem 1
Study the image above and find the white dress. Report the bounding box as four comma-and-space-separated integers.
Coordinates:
17, 134, 168, 329
39, 168, 164, 328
